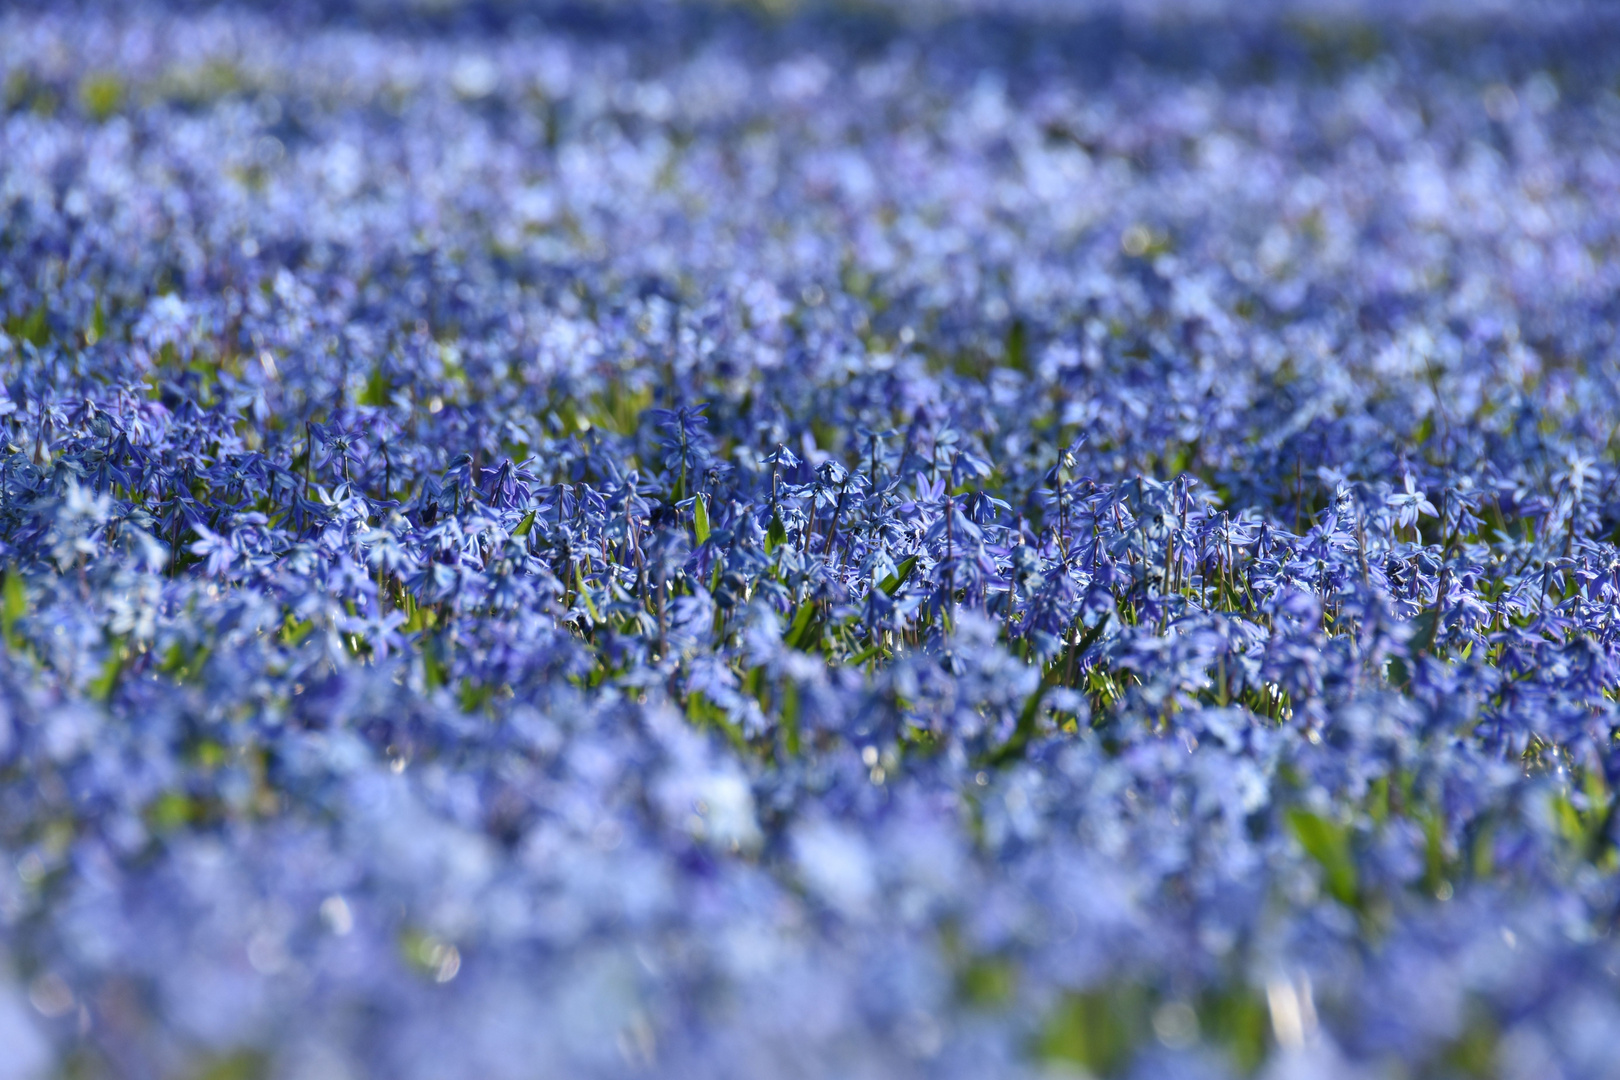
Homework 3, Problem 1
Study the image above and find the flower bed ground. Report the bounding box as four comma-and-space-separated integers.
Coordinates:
3, 2, 1620, 1077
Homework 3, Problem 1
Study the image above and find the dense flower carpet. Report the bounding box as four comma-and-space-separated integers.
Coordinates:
3, 1, 1620, 1076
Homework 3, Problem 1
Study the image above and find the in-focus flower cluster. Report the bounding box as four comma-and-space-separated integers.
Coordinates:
2, 2, 1620, 1078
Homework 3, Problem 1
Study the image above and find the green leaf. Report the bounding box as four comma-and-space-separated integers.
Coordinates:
575, 564, 601, 624
781, 679, 801, 756
1470, 817, 1496, 879
1288, 808, 1359, 908
459, 677, 492, 713
844, 642, 886, 666
1422, 808, 1448, 893
88, 297, 107, 345
193, 740, 227, 771
358, 366, 392, 406
512, 509, 537, 537
1005, 317, 1028, 372
987, 613, 1109, 766
878, 555, 918, 596
423, 639, 447, 691
12, 303, 49, 347
766, 512, 787, 552
403, 597, 435, 634
78, 72, 124, 121
147, 791, 195, 833
1386, 654, 1410, 689
782, 601, 817, 650
1038, 986, 1146, 1074
685, 690, 748, 754
2, 565, 25, 649
693, 493, 711, 544
1439, 1008, 1499, 1079
279, 617, 314, 646
90, 642, 125, 702
1199, 986, 1271, 1075
958, 955, 1019, 1011
1408, 608, 1439, 657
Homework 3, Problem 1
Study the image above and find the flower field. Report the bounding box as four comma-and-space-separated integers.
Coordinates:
3, 1, 1620, 1076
